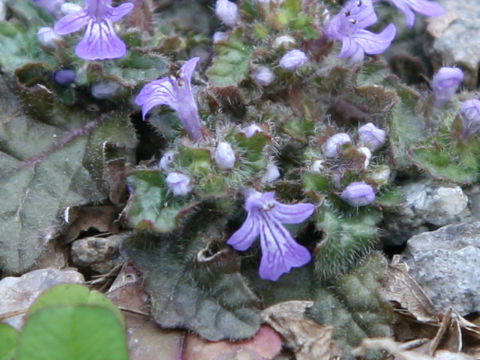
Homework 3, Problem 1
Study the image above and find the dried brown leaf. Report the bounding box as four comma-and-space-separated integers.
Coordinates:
261, 301, 341, 360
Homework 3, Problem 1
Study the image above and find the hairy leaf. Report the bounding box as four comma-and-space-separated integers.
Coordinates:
124, 213, 261, 341
0, 75, 136, 273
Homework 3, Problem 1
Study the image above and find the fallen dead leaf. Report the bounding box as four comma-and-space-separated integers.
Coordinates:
261, 301, 341, 360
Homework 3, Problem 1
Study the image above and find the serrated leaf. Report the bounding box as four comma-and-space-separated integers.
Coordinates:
384, 76, 425, 168
0, 75, 136, 273
0, 323, 18, 360
16, 306, 128, 360
409, 130, 480, 184
207, 30, 252, 87
307, 253, 392, 360
29, 284, 124, 326
124, 214, 261, 341
125, 170, 197, 233
314, 206, 381, 281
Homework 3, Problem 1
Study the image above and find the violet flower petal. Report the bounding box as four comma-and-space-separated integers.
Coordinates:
75, 19, 127, 60
108, 2, 135, 21
389, 0, 445, 27
135, 78, 178, 119
270, 202, 315, 224
54, 11, 90, 35
227, 212, 260, 251
258, 216, 311, 281
351, 24, 396, 55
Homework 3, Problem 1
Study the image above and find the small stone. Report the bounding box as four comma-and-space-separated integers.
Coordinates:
401, 221, 480, 314
0, 268, 84, 329
71, 234, 125, 273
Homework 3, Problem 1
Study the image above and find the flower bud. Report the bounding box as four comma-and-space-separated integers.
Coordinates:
460, 99, 480, 140
432, 66, 463, 107
261, 162, 280, 183
358, 123, 386, 151
358, 146, 371, 169
215, 0, 239, 27
243, 124, 263, 138
340, 182, 375, 207
279, 49, 308, 71
54, 69, 75, 86
166, 172, 192, 196
311, 159, 325, 172
213, 31, 228, 44
323, 133, 351, 158
91, 81, 121, 99
273, 35, 296, 50
37, 27, 62, 48
159, 151, 176, 171
214, 142, 236, 169
252, 66, 275, 86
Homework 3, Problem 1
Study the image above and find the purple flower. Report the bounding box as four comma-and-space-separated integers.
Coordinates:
279, 49, 308, 71
376, 0, 445, 28
227, 190, 314, 281
432, 67, 463, 107
358, 122, 386, 151
340, 182, 375, 206
323, 0, 396, 63
459, 99, 480, 140
54, 0, 134, 60
166, 172, 192, 196
135, 57, 203, 141
323, 133, 352, 157
215, 0, 239, 27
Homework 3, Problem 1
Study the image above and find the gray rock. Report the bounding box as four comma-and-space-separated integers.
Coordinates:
383, 180, 470, 245
71, 234, 125, 273
425, 0, 480, 89
0, 268, 84, 329
401, 221, 480, 315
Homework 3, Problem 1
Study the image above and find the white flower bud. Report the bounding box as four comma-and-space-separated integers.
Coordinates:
261, 162, 281, 183
37, 27, 62, 48
358, 146, 371, 169
252, 66, 275, 86
358, 123, 386, 151
273, 35, 296, 49
311, 159, 325, 172
91, 81, 121, 99
243, 124, 263, 138
159, 151, 176, 171
215, 0, 239, 27
214, 142, 236, 169
213, 31, 228, 44
323, 133, 351, 158
279, 49, 308, 71
166, 172, 192, 196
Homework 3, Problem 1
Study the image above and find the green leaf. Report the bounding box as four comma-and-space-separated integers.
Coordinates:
28, 284, 124, 326
124, 213, 261, 341
16, 306, 128, 360
125, 170, 197, 233
314, 206, 381, 281
409, 130, 480, 184
178, 146, 213, 176
207, 29, 252, 87
375, 187, 405, 207
0, 75, 136, 273
384, 77, 425, 168
307, 253, 392, 360
233, 130, 270, 172
0, 323, 18, 360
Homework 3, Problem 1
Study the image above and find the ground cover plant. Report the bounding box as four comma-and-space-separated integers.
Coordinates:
1, 0, 480, 359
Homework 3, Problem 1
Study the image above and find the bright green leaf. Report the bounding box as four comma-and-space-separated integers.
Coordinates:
16, 306, 128, 360
0, 323, 18, 360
